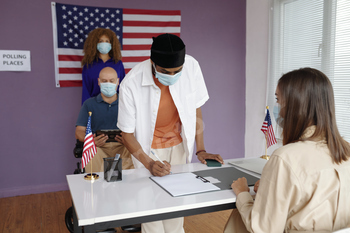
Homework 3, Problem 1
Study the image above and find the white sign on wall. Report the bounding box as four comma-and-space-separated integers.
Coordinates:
0, 50, 31, 71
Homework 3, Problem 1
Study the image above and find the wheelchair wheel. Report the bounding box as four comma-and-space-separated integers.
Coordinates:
65, 206, 74, 233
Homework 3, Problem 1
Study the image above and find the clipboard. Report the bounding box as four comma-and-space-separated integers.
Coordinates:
150, 172, 220, 197
193, 167, 260, 190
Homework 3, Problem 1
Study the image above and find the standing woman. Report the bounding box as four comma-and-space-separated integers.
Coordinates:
226, 68, 350, 233
81, 28, 125, 105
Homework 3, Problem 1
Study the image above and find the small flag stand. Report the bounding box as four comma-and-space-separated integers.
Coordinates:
82, 112, 99, 181
84, 148, 99, 181
260, 106, 277, 160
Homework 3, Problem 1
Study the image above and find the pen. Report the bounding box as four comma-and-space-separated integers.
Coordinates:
151, 150, 172, 174
151, 150, 165, 164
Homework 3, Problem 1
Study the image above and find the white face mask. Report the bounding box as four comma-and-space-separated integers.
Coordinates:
273, 102, 283, 127
97, 42, 112, 54
100, 82, 117, 97
153, 64, 182, 86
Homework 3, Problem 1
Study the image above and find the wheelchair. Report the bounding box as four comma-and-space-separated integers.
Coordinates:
65, 139, 141, 233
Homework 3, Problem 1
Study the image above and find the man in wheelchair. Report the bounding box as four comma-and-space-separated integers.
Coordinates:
75, 67, 134, 172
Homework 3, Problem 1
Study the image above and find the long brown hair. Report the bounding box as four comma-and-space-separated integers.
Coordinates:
81, 28, 122, 68
278, 67, 350, 164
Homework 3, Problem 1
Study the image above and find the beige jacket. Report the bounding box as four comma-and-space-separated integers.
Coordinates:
237, 127, 350, 233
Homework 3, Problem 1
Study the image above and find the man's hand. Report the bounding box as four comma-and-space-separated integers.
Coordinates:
115, 132, 124, 144
231, 177, 250, 196
94, 134, 108, 147
149, 160, 171, 177
197, 151, 224, 165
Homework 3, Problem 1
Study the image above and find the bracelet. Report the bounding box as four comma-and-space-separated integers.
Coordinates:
196, 150, 206, 155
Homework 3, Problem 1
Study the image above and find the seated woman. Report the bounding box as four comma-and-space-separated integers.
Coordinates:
226, 68, 350, 233
81, 28, 125, 105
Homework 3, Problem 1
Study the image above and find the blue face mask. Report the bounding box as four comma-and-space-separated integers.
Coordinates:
273, 103, 283, 126
97, 42, 112, 54
100, 82, 117, 97
153, 64, 182, 86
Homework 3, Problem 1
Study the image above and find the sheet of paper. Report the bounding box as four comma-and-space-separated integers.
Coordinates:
150, 172, 220, 197
228, 158, 267, 175
0, 50, 31, 71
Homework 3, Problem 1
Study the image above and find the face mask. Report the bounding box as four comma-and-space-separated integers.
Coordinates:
273, 103, 283, 127
97, 42, 112, 54
100, 82, 117, 97
153, 64, 182, 86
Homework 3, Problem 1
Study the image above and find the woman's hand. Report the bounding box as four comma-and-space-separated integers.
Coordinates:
197, 151, 224, 164
231, 177, 250, 196
254, 180, 260, 193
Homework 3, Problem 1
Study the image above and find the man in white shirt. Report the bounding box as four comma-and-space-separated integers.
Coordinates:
117, 33, 223, 233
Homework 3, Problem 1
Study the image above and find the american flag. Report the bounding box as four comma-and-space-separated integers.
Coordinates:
261, 109, 277, 148
82, 113, 97, 169
51, 2, 181, 87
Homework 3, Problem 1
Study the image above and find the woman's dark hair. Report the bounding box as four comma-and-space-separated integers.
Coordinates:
81, 28, 122, 68
278, 67, 349, 164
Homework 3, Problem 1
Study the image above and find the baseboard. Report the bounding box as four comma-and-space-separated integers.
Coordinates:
0, 183, 69, 198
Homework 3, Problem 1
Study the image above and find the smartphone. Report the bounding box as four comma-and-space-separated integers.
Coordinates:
96, 129, 122, 142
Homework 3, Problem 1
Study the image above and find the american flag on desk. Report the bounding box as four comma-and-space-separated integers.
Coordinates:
82, 113, 97, 169
51, 2, 181, 87
261, 108, 277, 148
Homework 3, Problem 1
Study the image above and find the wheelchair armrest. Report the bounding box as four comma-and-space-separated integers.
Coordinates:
73, 139, 84, 158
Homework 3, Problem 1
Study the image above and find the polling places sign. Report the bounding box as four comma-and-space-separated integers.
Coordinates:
0, 50, 31, 71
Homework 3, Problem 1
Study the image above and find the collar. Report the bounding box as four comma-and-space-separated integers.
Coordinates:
96, 93, 118, 105
300, 125, 325, 141
141, 60, 157, 86
97, 57, 113, 63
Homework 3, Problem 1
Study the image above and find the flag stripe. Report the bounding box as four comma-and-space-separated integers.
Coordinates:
59, 67, 82, 74
58, 61, 81, 68
121, 50, 150, 56
123, 32, 180, 38
59, 73, 82, 81
123, 38, 153, 45
123, 15, 181, 22
121, 56, 150, 62
58, 55, 83, 61
123, 9, 181, 16
123, 26, 181, 33
122, 44, 151, 50
59, 80, 82, 87
123, 62, 143, 69
123, 21, 181, 27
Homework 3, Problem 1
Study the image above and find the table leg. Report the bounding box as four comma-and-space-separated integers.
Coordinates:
72, 205, 83, 233
83, 225, 96, 233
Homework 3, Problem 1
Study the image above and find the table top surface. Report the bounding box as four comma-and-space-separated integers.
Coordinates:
67, 158, 262, 226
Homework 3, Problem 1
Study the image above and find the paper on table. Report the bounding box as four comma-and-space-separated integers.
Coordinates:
150, 172, 220, 197
228, 158, 267, 175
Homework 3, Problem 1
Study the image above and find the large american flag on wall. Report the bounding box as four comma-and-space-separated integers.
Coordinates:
51, 2, 181, 87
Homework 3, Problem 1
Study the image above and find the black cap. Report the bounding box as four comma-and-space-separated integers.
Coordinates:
150, 34, 186, 68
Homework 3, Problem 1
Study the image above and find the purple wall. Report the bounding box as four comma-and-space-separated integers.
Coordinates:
0, 0, 246, 197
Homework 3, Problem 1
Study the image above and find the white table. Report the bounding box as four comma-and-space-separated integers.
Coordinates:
66, 159, 261, 233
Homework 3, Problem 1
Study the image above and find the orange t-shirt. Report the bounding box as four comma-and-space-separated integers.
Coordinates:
151, 76, 183, 149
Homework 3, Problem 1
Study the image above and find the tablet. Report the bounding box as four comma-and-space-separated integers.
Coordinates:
96, 129, 122, 142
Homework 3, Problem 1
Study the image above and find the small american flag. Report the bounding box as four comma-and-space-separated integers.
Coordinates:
261, 109, 277, 148
51, 2, 181, 87
82, 113, 97, 168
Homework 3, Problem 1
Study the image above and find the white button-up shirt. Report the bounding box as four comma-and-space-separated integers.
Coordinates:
117, 55, 209, 168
